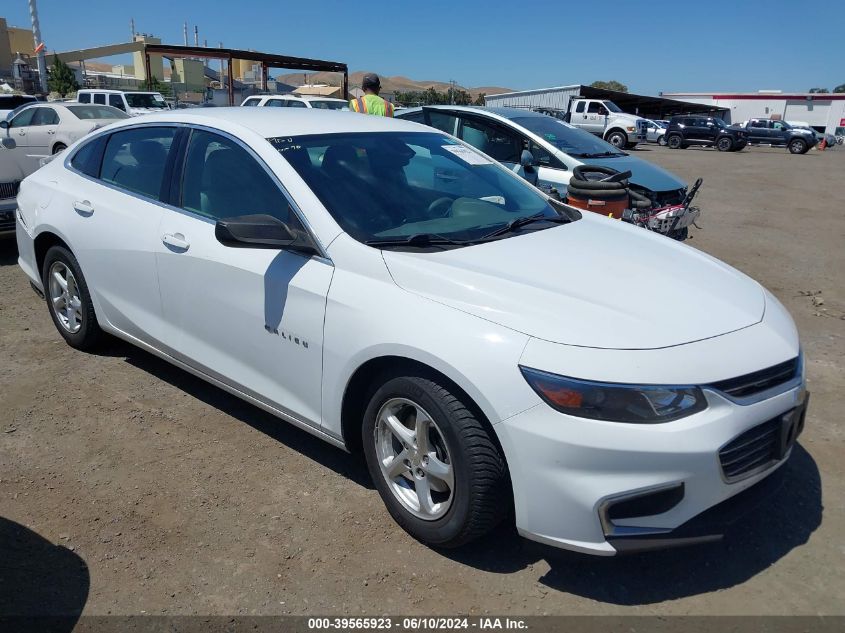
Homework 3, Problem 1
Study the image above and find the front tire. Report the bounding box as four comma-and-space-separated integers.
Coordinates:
42, 245, 101, 350
657, 135, 666, 146
788, 139, 808, 154
606, 130, 627, 148
667, 134, 683, 149
716, 137, 733, 152
362, 373, 508, 548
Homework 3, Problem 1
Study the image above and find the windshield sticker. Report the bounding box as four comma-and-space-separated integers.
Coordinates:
442, 145, 493, 166
544, 133, 557, 141
153, 94, 165, 102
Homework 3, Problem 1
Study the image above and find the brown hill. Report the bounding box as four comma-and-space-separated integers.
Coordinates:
274, 71, 512, 98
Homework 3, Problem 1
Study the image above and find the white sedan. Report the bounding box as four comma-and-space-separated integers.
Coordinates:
1, 102, 128, 175
15, 108, 807, 555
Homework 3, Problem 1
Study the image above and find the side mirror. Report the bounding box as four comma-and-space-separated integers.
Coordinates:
520, 149, 536, 167
0, 120, 8, 130
1, 137, 15, 149
215, 214, 317, 254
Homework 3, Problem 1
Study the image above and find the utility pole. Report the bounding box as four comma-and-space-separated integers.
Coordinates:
28, 0, 48, 93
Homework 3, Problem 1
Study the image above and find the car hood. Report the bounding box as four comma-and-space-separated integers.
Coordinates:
382, 216, 765, 350
579, 154, 686, 192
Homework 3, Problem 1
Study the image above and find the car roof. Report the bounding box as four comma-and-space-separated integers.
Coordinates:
100, 106, 429, 137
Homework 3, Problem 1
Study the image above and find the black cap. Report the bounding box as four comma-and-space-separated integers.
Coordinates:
362, 73, 381, 90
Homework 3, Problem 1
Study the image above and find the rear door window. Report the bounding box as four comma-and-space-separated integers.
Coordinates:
100, 127, 177, 199
93, 94, 106, 105
108, 94, 126, 111
31, 107, 60, 126
78, 93, 91, 104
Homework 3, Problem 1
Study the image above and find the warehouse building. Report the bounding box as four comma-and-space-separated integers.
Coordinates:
662, 91, 845, 135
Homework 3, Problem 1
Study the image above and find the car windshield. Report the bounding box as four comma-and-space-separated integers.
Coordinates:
510, 116, 625, 158
124, 93, 168, 109
269, 131, 566, 247
603, 101, 623, 113
309, 100, 347, 110
66, 105, 129, 120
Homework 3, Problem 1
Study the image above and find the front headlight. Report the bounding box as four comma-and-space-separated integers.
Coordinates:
626, 126, 636, 132
520, 367, 707, 423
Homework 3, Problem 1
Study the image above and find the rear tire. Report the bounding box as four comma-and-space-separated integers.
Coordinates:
667, 134, 683, 149
362, 373, 508, 548
788, 139, 808, 154
41, 245, 101, 350
52, 143, 67, 154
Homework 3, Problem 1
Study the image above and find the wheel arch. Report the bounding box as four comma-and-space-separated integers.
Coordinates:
34, 230, 72, 278
604, 127, 628, 142
51, 140, 68, 154
340, 355, 510, 475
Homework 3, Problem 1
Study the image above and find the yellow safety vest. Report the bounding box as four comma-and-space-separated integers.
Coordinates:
350, 94, 394, 117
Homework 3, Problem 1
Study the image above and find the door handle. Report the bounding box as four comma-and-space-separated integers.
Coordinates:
73, 200, 94, 215
162, 232, 190, 251
47, 130, 56, 135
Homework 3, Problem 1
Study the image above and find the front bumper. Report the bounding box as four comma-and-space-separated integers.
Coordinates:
496, 379, 806, 555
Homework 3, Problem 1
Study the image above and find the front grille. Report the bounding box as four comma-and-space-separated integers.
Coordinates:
0, 209, 15, 233
719, 417, 781, 480
710, 358, 799, 399
0, 180, 20, 200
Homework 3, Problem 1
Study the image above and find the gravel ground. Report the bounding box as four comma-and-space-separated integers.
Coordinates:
1, 144, 843, 617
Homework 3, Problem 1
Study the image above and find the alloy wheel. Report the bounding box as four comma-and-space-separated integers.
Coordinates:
48, 261, 83, 334
374, 397, 454, 521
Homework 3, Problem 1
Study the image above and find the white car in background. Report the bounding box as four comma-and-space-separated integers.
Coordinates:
1, 94, 39, 120
0, 102, 128, 175
77, 89, 169, 116
240, 94, 348, 110
15, 108, 806, 555
645, 119, 667, 145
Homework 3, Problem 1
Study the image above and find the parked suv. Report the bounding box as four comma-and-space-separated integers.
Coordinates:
740, 119, 816, 154
77, 90, 169, 116
665, 115, 747, 151
240, 94, 348, 110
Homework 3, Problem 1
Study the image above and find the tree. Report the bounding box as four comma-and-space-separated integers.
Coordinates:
148, 75, 171, 97
590, 80, 628, 93
47, 54, 78, 98
833, 84, 845, 94
808, 87, 830, 93
474, 93, 486, 106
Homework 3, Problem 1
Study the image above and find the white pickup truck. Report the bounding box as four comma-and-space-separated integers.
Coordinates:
563, 98, 648, 148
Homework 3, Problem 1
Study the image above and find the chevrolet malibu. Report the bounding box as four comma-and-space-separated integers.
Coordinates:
15, 109, 807, 555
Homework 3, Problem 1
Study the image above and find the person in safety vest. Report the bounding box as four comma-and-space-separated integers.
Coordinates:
349, 73, 394, 117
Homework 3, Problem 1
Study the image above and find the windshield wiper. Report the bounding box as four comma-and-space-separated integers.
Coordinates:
364, 233, 474, 248
478, 214, 570, 242
577, 151, 624, 158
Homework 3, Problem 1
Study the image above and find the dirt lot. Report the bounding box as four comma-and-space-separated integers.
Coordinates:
1, 144, 843, 618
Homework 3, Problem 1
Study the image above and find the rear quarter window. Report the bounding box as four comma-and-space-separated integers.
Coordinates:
70, 136, 106, 178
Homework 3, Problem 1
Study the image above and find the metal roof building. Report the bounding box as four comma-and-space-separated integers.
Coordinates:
485, 85, 726, 120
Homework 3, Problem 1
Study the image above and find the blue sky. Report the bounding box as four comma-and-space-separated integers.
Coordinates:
5, 0, 843, 94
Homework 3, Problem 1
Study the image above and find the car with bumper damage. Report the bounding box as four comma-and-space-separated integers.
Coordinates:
15, 108, 806, 555
397, 106, 689, 209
